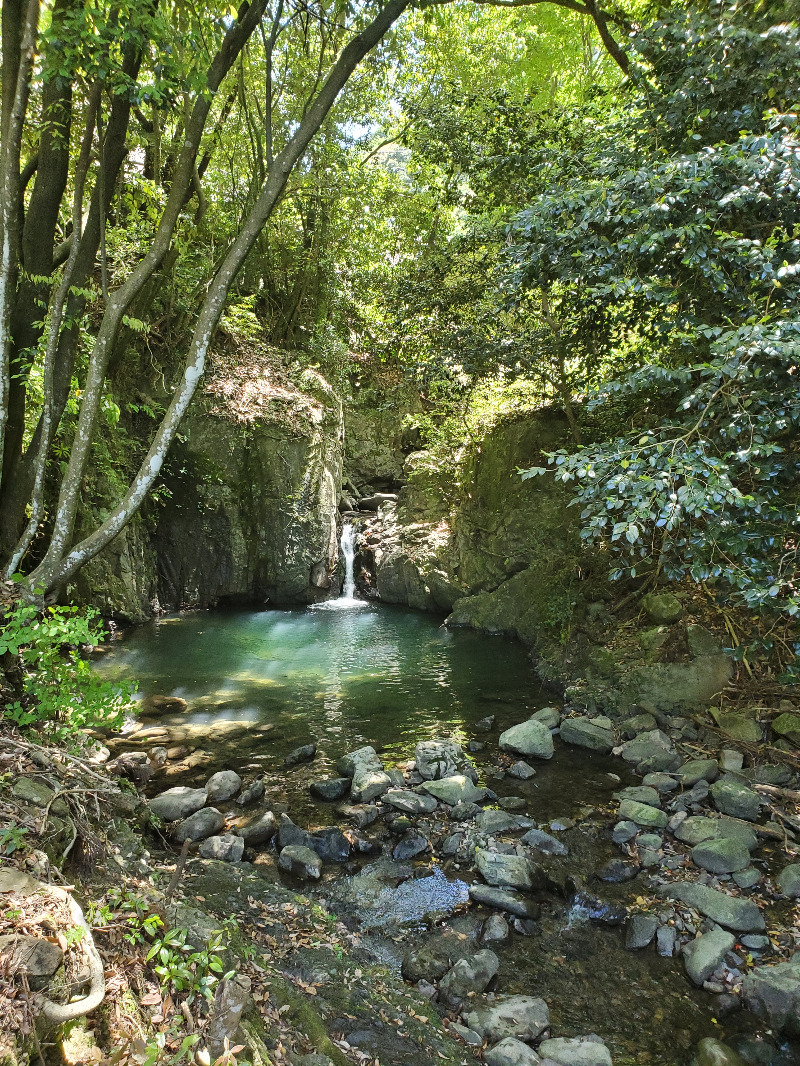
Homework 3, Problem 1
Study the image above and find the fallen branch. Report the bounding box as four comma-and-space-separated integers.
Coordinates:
38, 890, 105, 1026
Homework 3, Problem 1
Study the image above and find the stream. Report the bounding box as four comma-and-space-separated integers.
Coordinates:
96, 602, 784, 1066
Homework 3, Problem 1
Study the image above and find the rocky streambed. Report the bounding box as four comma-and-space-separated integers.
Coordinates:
105, 694, 800, 1066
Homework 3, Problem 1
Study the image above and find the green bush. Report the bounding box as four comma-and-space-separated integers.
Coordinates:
0, 601, 134, 739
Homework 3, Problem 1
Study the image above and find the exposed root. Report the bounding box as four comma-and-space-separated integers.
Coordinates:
38, 889, 106, 1026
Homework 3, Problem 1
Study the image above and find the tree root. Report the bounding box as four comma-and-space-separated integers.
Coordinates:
38, 890, 105, 1026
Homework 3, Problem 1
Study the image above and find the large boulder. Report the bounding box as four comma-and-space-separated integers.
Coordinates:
439, 949, 500, 1006
464, 995, 550, 1043
538, 1036, 612, 1066
415, 740, 477, 781
149, 787, 208, 821
741, 954, 800, 1036
498, 720, 554, 760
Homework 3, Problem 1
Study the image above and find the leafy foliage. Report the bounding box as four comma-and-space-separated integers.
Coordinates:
0, 601, 133, 737
514, 1, 800, 620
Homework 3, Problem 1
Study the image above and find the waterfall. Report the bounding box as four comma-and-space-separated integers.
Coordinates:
339, 523, 357, 601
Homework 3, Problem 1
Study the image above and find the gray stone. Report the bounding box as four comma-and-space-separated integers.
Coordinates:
777, 863, 800, 898
278, 845, 322, 879
612, 820, 639, 844
620, 713, 658, 737
719, 750, 744, 772
732, 868, 761, 890
174, 807, 225, 843
615, 786, 661, 808
643, 773, 679, 792
620, 729, 675, 767
277, 814, 313, 850
469, 884, 541, 919
239, 810, 277, 847
351, 767, 391, 803
642, 592, 683, 625
741, 953, 800, 1036
476, 849, 542, 892
0, 934, 63, 990
508, 761, 537, 780
740, 934, 770, 950
484, 1038, 541, 1066
638, 833, 662, 849
499, 720, 554, 760
683, 927, 736, 986
415, 740, 477, 781
310, 827, 350, 863
597, 858, 640, 883
12, 777, 59, 808
658, 882, 765, 932
657, 925, 676, 956
309, 777, 350, 801
451, 801, 482, 821
149, 786, 208, 821
401, 935, 474, 984
531, 706, 561, 729
198, 833, 244, 862
450, 1023, 483, 1047
393, 831, 429, 860
626, 914, 658, 950
559, 717, 614, 753
520, 828, 568, 856
422, 775, 485, 805
338, 746, 383, 778
439, 948, 500, 1006
710, 779, 761, 822
464, 995, 550, 1043
284, 742, 317, 767
692, 837, 751, 875
236, 777, 266, 806
674, 816, 758, 852
205, 770, 242, 803
475, 715, 496, 732
482, 914, 510, 943
383, 789, 438, 815
678, 760, 719, 787
618, 799, 668, 830
476, 810, 534, 835
538, 1036, 612, 1066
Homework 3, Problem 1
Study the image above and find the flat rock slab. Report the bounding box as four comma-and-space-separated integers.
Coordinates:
498, 720, 554, 760
618, 799, 668, 830
538, 1036, 612, 1066
422, 775, 485, 805
149, 786, 208, 821
615, 786, 662, 808
284, 742, 317, 768
559, 717, 614, 753
383, 789, 439, 815
659, 881, 765, 932
476, 810, 534, 835
464, 995, 550, 1043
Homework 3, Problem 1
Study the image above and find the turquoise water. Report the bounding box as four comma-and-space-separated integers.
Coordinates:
98, 603, 545, 780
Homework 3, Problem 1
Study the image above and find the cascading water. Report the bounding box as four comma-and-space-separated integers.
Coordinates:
340, 522, 357, 601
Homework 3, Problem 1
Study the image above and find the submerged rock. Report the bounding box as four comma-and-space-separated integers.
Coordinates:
625, 913, 658, 950
469, 884, 540, 919
521, 828, 568, 856
498, 720, 554, 760
692, 1038, 746, 1066
236, 777, 266, 807
464, 995, 550, 1043
284, 742, 317, 768
205, 770, 242, 803
311, 827, 351, 863
508, 761, 537, 780
393, 831, 429, 860
149, 786, 208, 821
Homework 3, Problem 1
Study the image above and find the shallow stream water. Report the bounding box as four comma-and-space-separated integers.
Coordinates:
98, 605, 783, 1066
